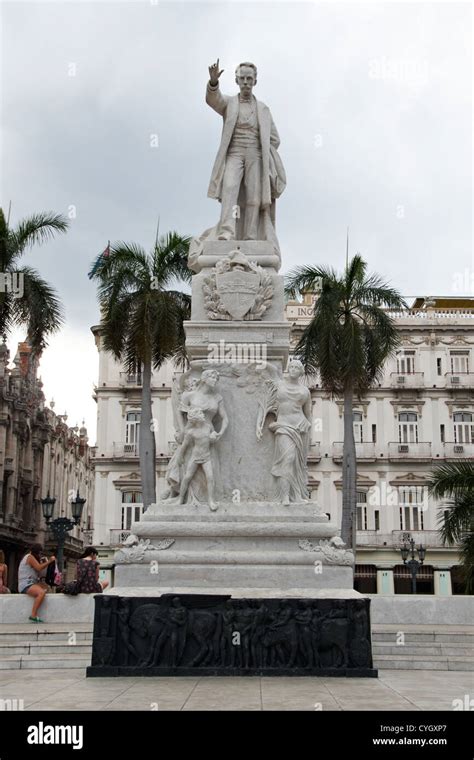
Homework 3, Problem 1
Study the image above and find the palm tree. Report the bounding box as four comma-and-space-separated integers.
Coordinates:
89, 232, 192, 510
0, 207, 67, 353
285, 254, 406, 551
428, 460, 474, 593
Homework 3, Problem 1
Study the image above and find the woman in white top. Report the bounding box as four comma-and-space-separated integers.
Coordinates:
18, 544, 55, 623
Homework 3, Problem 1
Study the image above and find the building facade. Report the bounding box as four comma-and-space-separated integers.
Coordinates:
91, 296, 474, 594
0, 340, 95, 589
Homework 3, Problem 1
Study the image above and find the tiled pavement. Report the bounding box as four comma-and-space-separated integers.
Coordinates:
0, 668, 472, 710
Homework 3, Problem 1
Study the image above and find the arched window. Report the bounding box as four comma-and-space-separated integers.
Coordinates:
125, 411, 141, 454
353, 411, 363, 443
121, 490, 143, 530
453, 412, 474, 444
398, 412, 418, 443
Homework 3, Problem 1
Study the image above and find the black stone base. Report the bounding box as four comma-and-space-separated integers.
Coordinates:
87, 665, 377, 677
87, 594, 378, 678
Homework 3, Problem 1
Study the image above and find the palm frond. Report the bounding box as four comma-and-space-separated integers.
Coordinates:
10, 212, 69, 259
11, 266, 64, 352
428, 460, 474, 501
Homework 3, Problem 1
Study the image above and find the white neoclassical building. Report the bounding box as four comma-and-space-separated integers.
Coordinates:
90, 295, 474, 595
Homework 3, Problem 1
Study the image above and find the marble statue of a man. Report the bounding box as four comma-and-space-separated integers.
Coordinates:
197, 60, 286, 252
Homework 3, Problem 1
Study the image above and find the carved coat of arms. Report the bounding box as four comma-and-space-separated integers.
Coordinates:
203, 249, 273, 321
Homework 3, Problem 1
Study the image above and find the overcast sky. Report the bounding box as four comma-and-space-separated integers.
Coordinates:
1, 0, 472, 441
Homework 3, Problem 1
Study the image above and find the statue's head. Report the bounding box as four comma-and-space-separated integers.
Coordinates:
288, 359, 305, 379
235, 62, 257, 97
200, 368, 219, 388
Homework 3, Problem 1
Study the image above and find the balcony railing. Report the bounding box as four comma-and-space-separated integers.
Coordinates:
388, 442, 432, 460
119, 372, 142, 386
356, 530, 447, 548
333, 442, 377, 461
444, 372, 474, 388
443, 442, 474, 458
385, 308, 474, 324
390, 372, 424, 388
110, 529, 131, 546
308, 442, 321, 460
113, 442, 139, 457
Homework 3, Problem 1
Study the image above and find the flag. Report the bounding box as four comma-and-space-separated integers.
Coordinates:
88, 242, 110, 279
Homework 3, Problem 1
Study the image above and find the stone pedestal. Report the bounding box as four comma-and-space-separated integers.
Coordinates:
116, 502, 355, 592
114, 240, 357, 597
96, 240, 376, 678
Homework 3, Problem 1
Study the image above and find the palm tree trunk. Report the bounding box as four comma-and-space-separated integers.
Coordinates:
139, 358, 156, 510
341, 384, 357, 552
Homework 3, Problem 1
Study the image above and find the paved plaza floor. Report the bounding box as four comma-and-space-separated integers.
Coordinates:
0, 668, 472, 711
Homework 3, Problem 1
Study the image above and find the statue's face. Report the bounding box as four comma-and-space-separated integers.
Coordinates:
288, 362, 303, 379
236, 66, 256, 97
202, 370, 218, 388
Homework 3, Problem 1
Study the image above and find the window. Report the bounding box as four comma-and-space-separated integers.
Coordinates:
356, 491, 367, 531
450, 351, 469, 374
398, 486, 425, 530
440, 424, 445, 443
451, 566, 467, 595
394, 564, 434, 594
453, 412, 474, 444
371, 424, 377, 443
125, 411, 141, 454
353, 411, 363, 443
121, 490, 143, 530
398, 412, 418, 443
374, 510, 380, 531
397, 350, 415, 374
354, 565, 377, 593
437, 358, 442, 376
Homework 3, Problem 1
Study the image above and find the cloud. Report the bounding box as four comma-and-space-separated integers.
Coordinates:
1, 0, 471, 435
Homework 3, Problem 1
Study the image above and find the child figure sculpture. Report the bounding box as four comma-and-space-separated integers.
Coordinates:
178, 407, 218, 511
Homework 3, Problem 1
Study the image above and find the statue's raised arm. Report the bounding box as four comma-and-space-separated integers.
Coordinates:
208, 59, 224, 86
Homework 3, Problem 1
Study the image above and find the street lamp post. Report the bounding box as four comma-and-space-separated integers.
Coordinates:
401, 538, 426, 594
41, 490, 86, 573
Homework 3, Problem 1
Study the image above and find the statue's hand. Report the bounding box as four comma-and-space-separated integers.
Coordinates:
208, 59, 224, 86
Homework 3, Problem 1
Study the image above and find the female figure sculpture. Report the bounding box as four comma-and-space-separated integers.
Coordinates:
163, 368, 228, 505
256, 360, 312, 505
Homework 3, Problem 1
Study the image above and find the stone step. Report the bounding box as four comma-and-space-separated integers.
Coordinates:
0, 642, 92, 656
0, 624, 93, 643
372, 643, 474, 657
372, 632, 474, 644
373, 654, 474, 671
0, 631, 93, 642
0, 654, 91, 670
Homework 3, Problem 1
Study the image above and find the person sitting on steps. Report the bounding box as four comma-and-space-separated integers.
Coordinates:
0, 550, 10, 594
18, 544, 55, 623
